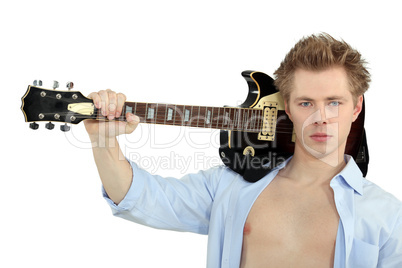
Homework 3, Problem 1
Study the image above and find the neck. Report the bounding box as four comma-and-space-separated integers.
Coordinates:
107, 101, 265, 132
281, 141, 346, 185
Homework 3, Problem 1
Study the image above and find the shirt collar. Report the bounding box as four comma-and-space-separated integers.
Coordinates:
274, 155, 364, 195
337, 155, 364, 195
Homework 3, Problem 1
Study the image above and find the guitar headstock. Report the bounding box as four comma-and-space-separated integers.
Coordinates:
21, 81, 97, 130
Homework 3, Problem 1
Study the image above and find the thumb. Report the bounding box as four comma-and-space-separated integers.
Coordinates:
125, 113, 140, 134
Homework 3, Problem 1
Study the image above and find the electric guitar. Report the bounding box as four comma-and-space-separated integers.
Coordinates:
21, 71, 369, 182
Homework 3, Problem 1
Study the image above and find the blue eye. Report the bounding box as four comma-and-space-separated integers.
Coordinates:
329, 101, 340, 106
300, 102, 311, 107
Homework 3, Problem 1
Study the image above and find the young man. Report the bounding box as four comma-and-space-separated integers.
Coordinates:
85, 34, 402, 267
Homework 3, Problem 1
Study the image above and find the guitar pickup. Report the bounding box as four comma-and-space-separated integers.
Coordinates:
257, 102, 278, 141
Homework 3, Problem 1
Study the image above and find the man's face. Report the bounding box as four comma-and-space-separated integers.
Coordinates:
285, 67, 363, 165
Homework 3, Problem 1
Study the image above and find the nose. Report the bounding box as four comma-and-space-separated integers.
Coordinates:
314, 106, 328, 125
302, 104, 338, 130
315, 103, 339, 125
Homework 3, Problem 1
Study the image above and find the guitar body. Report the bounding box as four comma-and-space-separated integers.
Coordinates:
219, 71, 368, 182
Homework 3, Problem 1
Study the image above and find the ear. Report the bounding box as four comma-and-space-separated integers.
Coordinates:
352, 95, 364, 122
284, 100, 293, 122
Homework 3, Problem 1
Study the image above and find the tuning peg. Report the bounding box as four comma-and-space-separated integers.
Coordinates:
66, 82, 74, 90
29, 122, 39, 130
33, 80, 42, 87
61, 82, 73, 132
53, 80, 59, 89
60, 124, 70, 132
45, 122, 55, 130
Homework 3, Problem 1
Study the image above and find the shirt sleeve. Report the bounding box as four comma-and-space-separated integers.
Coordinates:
102, 159, 226, 235
378, 204, 402, 267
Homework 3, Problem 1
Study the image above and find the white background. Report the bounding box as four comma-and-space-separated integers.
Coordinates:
1, 0, 401, 267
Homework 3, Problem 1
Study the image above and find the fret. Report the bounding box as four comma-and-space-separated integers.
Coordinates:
233, 108, 238, 130
212, 107, 219, 129
226, 108, 231, 129
240, 109, 243, 130
257, 110, 264, 130
184, 106, 192, 127
211, 107, 215, 128
246, 109, 250, 131
242, 108, 247, 131
144, 103, 149, 122
182, 105, 186, 125
190, 106, 194, 127
206, 107, 212, 126
229, 108, 235, 130
232, 108, 237, 129
174, 105, 184, 126
250, 109, 256, 132
197, 106, 204, 127
167, 107, 174, 122
237, 109, 241, 130
147, 106, 155, 120
223, 108, 229, 128
184, 107, 190, 123
180, 105, 186, 125
135, 103, 147, 122
173, 105, 177, 125
125, 104, 132, 115
243, 109, 249, 131
155, 103, 166, 123
155, 103, 159, 123
239, 109, 243, 130
249, 109, 255, 131
220, 108, 224, 128
196, 106, 201, 127
164, 104, 168, 125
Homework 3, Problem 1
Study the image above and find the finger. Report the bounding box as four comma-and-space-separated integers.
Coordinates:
107, 90, 117, 120
115, 93, 126, 118
87, 92, 101, 109
125, 112, 140, 134
98, 90, 109, 117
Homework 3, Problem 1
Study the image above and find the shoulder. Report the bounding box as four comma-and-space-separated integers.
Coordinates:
193, 164, 239, 181
360, 178, 402, 210
181, 164, 243, 190
356, 178, 402, 236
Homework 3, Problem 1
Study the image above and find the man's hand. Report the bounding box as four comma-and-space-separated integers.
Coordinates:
84, 89, 138, 204
84, 89, 140, 142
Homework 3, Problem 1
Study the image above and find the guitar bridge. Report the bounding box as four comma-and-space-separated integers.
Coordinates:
257, 101, 278, 141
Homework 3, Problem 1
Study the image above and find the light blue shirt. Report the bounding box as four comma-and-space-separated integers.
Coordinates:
103, 155, 402, 267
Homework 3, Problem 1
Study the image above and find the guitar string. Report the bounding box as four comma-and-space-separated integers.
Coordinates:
38, 110, 295, 133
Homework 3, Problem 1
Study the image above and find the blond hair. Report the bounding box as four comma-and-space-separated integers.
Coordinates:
274, 33, 370, 104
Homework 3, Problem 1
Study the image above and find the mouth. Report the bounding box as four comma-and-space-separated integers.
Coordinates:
310, 133, 333, 142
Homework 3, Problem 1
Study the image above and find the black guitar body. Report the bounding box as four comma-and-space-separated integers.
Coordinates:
219, 71, 369, 182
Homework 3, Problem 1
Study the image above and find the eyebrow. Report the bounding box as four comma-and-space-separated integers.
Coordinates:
294, 96, 347, 102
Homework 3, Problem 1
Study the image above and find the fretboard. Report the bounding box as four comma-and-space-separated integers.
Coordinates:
117, 102, 264, 132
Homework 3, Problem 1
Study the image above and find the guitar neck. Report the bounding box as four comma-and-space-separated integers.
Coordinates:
112, 101, 264, 132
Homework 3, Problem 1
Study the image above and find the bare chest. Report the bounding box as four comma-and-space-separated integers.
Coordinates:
240, 176, 340, 268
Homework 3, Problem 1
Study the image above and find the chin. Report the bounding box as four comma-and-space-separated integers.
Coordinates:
299, 138, 344, 167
